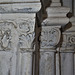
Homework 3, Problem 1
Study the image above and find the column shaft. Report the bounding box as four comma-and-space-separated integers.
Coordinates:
61, 53, 74, 75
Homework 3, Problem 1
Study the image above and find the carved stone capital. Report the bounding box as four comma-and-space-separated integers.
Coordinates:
17, 16, 35, 49
40, 26, 61, 49
0, 13, 37, 50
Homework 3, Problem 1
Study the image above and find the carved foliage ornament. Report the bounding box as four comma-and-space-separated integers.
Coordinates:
0, 18, 35, 50
0, 21, 16, 50
18, 18, 35, 49
17, 18, 35, 34
40, 27, 61, 48
19, 32, 35, 49
68, 35, 75, 44
0, 30, 11, 50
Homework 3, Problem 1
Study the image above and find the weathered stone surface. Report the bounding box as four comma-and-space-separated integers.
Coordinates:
56, 50, 60, 75
60, 32, 75, 52
21, 52, 33, 75
0, 0, 40, 3
0, 51, 16, 75
0, 3, 41, 13
0, 20, 18, 51
39, 52, 55, 75
42, 1, 70, 26
39, 0, 71, 75
51, 3, 61, 6
46, 7, 70, 17
42, 17, 69, 26
16, 52, 33, 75
61, 53, 74, 75
51, 0, 61, 6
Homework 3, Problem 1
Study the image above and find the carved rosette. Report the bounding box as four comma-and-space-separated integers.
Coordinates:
67, 35, 75, 44
40, 26, 61, 49
61, 33, 75, 51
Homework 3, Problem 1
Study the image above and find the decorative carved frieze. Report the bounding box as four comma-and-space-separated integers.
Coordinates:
60, 32, 75, 52
67, 35, 75, 45
0, 14, 36, 50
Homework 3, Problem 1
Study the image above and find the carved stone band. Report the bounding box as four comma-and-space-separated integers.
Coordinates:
60, 32, 75, 52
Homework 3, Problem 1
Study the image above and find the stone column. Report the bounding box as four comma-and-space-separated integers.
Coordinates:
39, 0, 70, 75
39, 26, 61, 75
49, 1, 75, 75
70, 0, 75, 75
0, 0, 41, 75
60, 29, 75, 75
16, 14, 36, 75
60, 1, 75, 73
51, 0, 61, 6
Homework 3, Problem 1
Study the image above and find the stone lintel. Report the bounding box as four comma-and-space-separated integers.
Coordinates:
0, 3, 41, 13
0, 0, 40, 3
